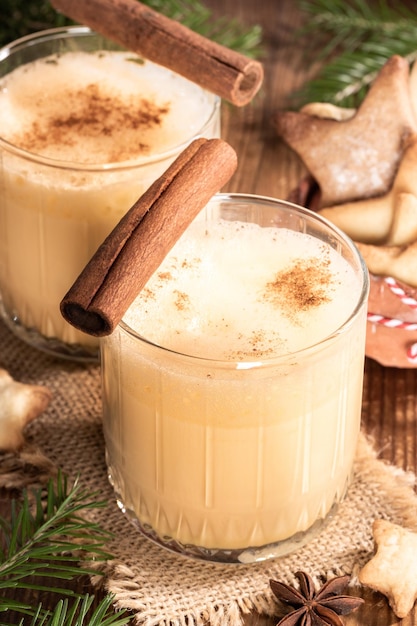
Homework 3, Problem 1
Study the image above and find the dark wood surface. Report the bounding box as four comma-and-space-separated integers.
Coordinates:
2, 1, 417, 624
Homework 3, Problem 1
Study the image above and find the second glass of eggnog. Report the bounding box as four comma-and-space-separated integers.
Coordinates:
101, 194, 369, 564
0, 26, 220, 360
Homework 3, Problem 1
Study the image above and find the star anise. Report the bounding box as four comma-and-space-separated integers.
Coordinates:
269, 571, 364, 626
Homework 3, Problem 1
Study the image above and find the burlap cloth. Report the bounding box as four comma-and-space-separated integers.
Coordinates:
1, 319, 417, 626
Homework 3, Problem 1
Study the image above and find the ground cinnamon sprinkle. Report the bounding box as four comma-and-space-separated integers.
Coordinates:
16, 82, 170, 162
140, 287, 155, 302
174, 290, 190, 311
226, 329, 284, 360
182, 258, 201, 269
157, 271, 174, 282
264, 256, 335, 321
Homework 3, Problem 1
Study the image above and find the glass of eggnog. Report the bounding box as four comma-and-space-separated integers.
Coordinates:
0, 26, 220, 360
100, 193, 369, 564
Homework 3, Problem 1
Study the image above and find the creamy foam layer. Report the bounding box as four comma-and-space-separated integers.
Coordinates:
124, 217, 360, 359
0, 51, 215, 163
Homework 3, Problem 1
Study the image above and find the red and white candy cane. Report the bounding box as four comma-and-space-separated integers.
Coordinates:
368, 277, 417, 364
367, 313, 417, 332
383, 276, 417, 309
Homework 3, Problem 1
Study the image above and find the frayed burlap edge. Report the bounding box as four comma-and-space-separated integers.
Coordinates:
353, 434, 417, 531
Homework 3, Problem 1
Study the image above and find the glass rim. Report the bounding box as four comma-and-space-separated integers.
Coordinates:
0, 25, 221, 173
116, 192, 370, 368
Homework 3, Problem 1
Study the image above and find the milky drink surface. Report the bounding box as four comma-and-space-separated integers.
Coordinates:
0, 46, 219, 349
101, 210, 367, 553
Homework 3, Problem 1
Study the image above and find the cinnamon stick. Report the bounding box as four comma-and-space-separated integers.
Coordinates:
60, 138, 237, 336
50, 0, 263, 106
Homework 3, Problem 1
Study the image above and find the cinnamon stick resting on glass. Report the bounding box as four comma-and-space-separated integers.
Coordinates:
50, 0, 263, 106
60, 138, 238, 336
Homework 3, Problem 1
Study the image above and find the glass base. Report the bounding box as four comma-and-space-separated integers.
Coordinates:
110, 481, 340, 565
0, 296, 99, 362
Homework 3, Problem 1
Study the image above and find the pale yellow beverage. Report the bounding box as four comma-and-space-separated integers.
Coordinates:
101, 194, 369, 564
0, 27, 220, 359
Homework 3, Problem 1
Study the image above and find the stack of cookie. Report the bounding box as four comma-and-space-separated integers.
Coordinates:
274, 56, 417, 367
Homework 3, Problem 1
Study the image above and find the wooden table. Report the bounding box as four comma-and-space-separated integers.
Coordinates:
2, 1, 417, 624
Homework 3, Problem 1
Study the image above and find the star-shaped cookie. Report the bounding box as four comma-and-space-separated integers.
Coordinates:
359, 519, 417, 618
0, 368, 51, 450
273, 55, 417, 207
319, 134, 417, 246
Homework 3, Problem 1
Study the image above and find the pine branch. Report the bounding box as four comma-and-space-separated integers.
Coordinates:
0, 0, 262, 58
0, 475, 110, 584
295, 0, 417, 107
0, 473, 130, 626
23, 595, 131, 626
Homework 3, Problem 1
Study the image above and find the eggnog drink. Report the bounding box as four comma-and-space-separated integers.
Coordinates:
0, 27, 220, 359
101, 195, 369, 563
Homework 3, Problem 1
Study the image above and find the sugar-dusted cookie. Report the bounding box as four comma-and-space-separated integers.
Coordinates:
319, 135, 417, 246
0, 368, 51, 450
274, 55, 416, 207
359, 519, 417, 618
